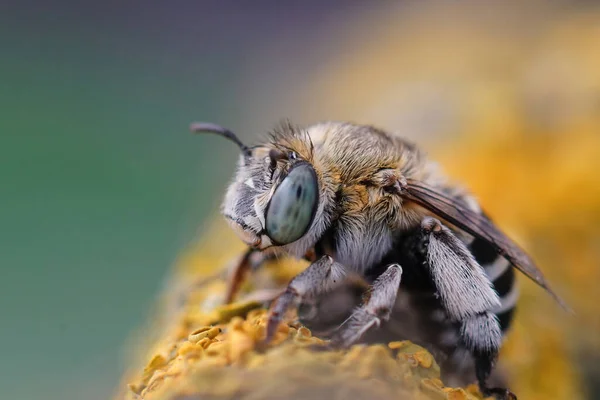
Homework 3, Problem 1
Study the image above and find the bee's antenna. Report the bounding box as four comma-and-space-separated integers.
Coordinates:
190, 122, 251, 156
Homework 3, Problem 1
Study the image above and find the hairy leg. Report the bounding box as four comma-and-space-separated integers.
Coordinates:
329, 264, 402, 347
420, 217, 515, 399
264, 255, 346, 343
225, 247, 320, 304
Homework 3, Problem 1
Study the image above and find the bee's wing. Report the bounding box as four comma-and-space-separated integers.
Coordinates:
405, 180, 571, 312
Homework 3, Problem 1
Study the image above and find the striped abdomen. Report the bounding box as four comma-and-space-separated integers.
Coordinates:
469, 236, 518, 334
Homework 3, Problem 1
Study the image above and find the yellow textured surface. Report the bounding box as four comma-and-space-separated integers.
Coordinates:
117, 237, 486, 400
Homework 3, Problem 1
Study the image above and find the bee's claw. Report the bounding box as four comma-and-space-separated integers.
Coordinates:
482, 387, 517, 400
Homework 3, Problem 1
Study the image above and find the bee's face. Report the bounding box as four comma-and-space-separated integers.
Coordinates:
222, 145, 322, 253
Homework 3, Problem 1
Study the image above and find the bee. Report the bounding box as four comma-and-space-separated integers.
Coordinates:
190, 121, 568, 399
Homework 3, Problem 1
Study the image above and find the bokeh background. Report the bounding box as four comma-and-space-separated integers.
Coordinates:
2, 1, 599, 399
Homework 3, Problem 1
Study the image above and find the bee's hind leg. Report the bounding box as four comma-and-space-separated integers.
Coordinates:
420, 217, 516, 400
264, 255, 346, 343
328, 264, 402, 348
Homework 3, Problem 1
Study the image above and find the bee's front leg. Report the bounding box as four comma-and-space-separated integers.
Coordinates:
224, 248, 256, 304
264, 255, 346, 343
225, 247, 319, 304
329, 264, 402, 347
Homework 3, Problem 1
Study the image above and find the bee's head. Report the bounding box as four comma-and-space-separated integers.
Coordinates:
191, 121, 334, 256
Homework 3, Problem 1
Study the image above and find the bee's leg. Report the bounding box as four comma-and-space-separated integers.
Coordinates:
224, 248, 264, 304
225, 247, 319, 304
329, 264, 402, 347
420, 217, 516, 400
463, 314, 516, 399
264, 255, 345, 343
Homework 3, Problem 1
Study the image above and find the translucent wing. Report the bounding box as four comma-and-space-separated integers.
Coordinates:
404, 179, 571, 311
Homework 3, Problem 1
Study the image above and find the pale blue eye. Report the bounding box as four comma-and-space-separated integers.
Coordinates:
265, 163, 318, 245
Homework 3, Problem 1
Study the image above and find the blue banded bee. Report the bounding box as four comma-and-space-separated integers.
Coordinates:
190, 121, 568, 399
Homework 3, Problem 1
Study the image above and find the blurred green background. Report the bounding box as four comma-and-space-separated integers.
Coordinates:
1, 1, 371, 398
0, 2, 338, 398
2, 1, 599, 400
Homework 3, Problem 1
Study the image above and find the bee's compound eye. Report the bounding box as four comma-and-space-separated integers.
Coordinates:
265, 163, 318, 245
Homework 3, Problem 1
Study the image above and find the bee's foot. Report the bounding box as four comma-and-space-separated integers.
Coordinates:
482, 387, 517, 400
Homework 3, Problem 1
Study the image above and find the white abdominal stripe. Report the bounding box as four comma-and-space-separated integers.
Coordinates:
484, 256, 510, 282
491, 284, 519, 315
468, 235, 519, 331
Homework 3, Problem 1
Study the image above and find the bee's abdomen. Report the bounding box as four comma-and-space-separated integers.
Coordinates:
469, 236, 518, 332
